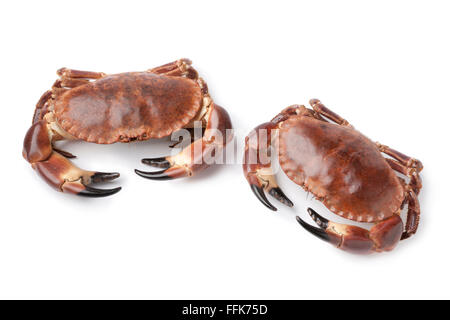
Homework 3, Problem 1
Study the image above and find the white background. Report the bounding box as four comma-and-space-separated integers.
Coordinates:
1, 0, 448, 299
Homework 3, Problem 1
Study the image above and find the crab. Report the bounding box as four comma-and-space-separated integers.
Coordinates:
243, 99, 423, 254
23, 59, 232, 197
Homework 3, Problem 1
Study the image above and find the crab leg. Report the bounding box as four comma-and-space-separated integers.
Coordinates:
297, 208, 404, 254
243, 119, 293, 211
377, 143, 423, 173
57, 68, 106, 80
309, 99, 352, 127
384, 158, 422, 193
378, 145, 423, 240
148, 58, 199, 79
385, 158, 421, 239
32, 90, 53, 124
135, 103, 233, 180
23, 120, 121, 197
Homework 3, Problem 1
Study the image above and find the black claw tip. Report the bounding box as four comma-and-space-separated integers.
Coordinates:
307, 208, 329, 229
78, 186, 122, 198
141, 157, 171, 169
134, 169, 173, 180
269, 187, 294, 207
296, 216, 330, 242
250, 184, 277, 211
91, 172, 120, 183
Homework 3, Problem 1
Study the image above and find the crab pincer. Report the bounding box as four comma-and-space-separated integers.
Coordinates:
23, 120, 121, 197
135, 103, 233, 180
297, 208, 404, 254
243, 120, 294, 211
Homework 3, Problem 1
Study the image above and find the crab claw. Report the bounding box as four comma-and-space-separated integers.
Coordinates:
24, 120, 121, 197
268, 187, 293, 207
91, 172, 121, 183
136, 153, 192, 180
32, 152, 122, 197
243, 122, 294, 211
247, 177, 293, 211
297, 208, 404, 254
134, 169, 170, 180
79, 172, 121, 197
296, 216, 330, 242
136, 103, 233, 182
251, 184, 277, 211
141, 157, 171, 169
78, 185, 122, 197
134, 166, 187, 180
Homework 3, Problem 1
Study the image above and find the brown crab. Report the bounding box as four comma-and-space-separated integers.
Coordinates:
243, 99, 422, 254
23, 59, 232, 197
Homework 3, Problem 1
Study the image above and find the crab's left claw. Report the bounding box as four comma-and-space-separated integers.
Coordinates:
135, 103, 233, 181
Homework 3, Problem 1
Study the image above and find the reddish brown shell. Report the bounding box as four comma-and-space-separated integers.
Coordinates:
278, 116, 404, 223
54, 72, 203, 144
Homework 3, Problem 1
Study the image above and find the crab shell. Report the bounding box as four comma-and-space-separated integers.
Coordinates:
54, 72, 206, 144
278, 116, 404, 223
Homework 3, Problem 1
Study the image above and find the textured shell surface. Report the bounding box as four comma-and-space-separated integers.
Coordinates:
54, 72, 202, 144
279, 116, 404, 222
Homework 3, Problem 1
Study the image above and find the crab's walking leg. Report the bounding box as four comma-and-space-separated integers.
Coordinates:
242, 108, 296, 211
32, 90, 53, 124
309, 99, 352, 127
57, 68, 106, 80
23, 120, 121, 197
297, 208, 404, 254
148, 58, 199, 80
378, 143, 423, 193
385, 158, 421, 239
51, 68, 107, 94
135, 103, 233, 180
378, 144, 423, 240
